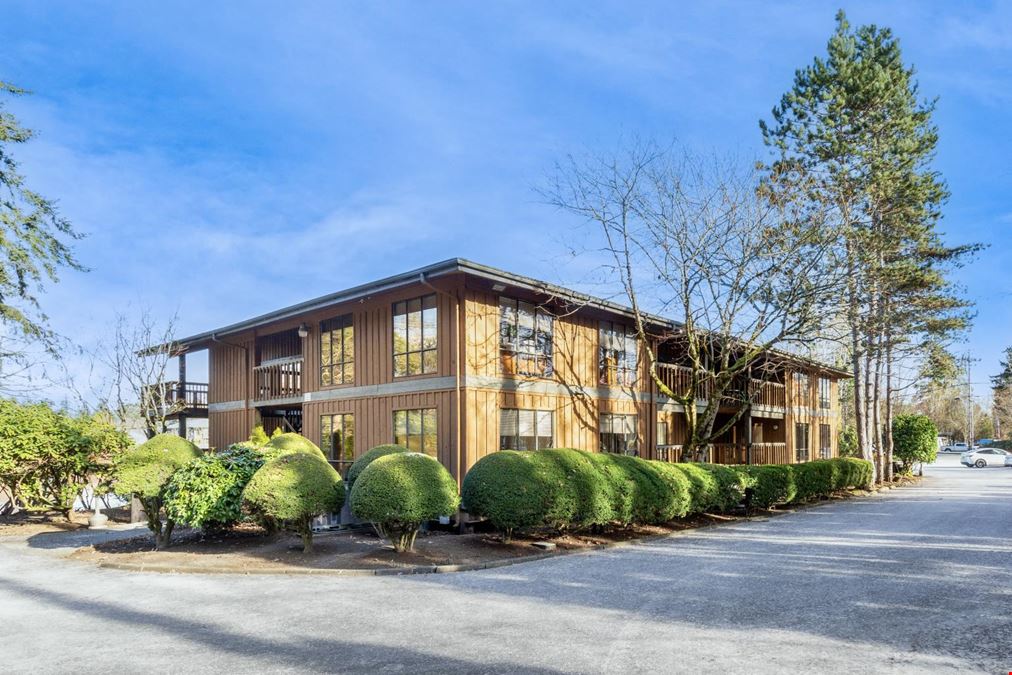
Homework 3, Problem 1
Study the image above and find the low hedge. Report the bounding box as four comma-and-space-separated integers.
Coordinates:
463, 449, 875, 538
350, 452, 459, 552
346, 444, 408, 491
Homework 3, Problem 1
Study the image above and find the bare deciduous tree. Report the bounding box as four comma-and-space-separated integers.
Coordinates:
545, 143, 841, 460
94, 310, 185, 438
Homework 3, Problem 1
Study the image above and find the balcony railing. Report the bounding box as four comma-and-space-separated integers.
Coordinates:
141, 381, 208, 416
655, 363, 785, 409
253, 357, 303, 401
654, 442, 788, 465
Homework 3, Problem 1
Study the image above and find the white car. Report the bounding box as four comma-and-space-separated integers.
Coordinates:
961, 448, 1010, 468
941, 442, 969, 453
1005, 454, 1012, 468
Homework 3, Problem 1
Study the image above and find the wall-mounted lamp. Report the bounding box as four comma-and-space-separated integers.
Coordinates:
491, 283, 507, 292
772, 424, 779, 431
297, 323, 309, 339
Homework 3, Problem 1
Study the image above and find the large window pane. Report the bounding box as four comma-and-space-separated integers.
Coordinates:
599, 321, 637, 386
321, 413, 355, 476
499, 408, 553, 451
320, 315, 353, 386
393, 295, 438, 376
600, 413, 638, 456
394, 408, 438, 458
499, 297, 554, 377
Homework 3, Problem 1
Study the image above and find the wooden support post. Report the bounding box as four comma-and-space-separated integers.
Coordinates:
178, 353, 187, 440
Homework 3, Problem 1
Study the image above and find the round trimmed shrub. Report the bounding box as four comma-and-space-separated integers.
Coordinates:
163, 443, 265, 530
792, 460, 835, 502
536, 449, 614, 528
114, 433, 200, 549
261, 433, 327, 462
242, 452, 345, 552
350, 452, 460, 553
346, 444, 408, 492
461, 451, 554, 541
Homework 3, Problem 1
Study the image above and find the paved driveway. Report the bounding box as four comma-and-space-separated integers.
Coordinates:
2, 456, 1010, 674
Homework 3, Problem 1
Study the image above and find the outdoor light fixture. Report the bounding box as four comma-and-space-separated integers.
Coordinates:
297, 322, 309, 338
491, 282, 507, 292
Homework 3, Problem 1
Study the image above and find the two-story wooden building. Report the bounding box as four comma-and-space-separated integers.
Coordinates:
164, 259, 847, 481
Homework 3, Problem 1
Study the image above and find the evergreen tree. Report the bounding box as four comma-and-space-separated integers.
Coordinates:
760, 12, 977, 482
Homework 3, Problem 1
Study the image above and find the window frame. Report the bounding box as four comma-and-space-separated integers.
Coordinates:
393, 408, 438, 457
499, 408, 554, 451
320, 314, 354, 387
600, 412, 639, 456
321, 413, 355, 476
599, 320, 638, 387
498, 296, 554, 378
392, 295, 438, 378
818, 377, 831, 410
819, 423, 832, 459
793, 372, 812, 407
795, 422, 810, 462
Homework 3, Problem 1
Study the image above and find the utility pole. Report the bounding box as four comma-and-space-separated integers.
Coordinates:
964, 353, 975, 448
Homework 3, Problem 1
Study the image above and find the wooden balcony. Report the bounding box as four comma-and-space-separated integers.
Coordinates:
654, 442, 788, 465
141, 381, 209, 417
655, 363, 785, 410
253, 357, 303, 402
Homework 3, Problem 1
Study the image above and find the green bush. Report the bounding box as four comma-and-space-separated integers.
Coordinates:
242, 452, 345, 553
462, 451, 555, 541
792, 460, 837, 502
588, 453, 690, 525
350, 452, 460, 552
698, 463, 752, 513
163, 444, 265, 530
114, 433, 200, 548
0, 401, 132, 519
892, 414, 938, 474
736, 464, 796, 510
248, 425, 269, 446
836, 456, 873, 489
667, 463, 722, 513
346, 444, 408, 491
261, 433, 327, 462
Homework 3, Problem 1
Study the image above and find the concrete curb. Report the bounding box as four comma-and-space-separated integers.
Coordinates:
86, 485, 899, 577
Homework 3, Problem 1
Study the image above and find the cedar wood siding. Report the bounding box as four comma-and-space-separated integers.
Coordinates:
206, 270, 844, 480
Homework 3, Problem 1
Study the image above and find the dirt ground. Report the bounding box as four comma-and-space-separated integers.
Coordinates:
68, 515, 724, 572
0, 505, 132, 536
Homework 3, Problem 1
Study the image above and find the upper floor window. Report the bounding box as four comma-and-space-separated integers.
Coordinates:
600, 413, 638, 456
792, 372, 811, 406
320, 314, 354, 386
818, 377, 831, 409
321, 413, 355, 476
393, 295, 437, 377
499, 297, 553, 377
393, 408, 437, 456
499, 409, 553, 451
599, 321, 638, 386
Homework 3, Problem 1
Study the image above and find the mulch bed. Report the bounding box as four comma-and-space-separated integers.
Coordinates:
63, 481, 908, 574
69, 514, 723, 572
0, 506, 131, 537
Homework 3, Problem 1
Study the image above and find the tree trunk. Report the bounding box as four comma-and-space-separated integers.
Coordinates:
300, 520, 314, 554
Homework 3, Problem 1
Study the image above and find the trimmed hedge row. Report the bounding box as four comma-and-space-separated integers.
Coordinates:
462, 449, 873, 539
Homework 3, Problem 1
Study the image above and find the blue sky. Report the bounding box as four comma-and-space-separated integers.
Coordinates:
1, 1, 1009, 397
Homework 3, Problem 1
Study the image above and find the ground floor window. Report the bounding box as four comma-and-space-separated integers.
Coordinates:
601, 413, 638, 456
795, 423, 810, 462
393, 408, 437, 457
321, 414, 355, 476
655, 420, 670, 462
499, 408, 553, 451
819, 423, 832, 459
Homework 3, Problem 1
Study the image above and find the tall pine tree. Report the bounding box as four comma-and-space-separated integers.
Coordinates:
760, 12, 977, 481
